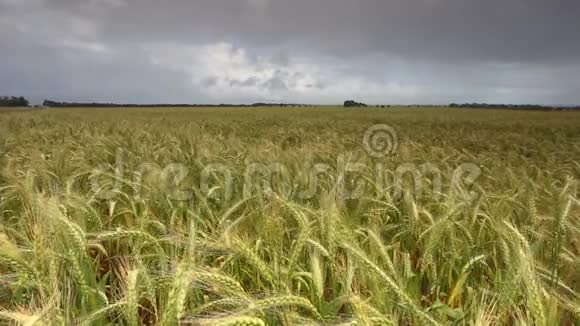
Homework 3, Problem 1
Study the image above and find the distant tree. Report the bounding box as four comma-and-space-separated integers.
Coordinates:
344, 100, 367, 108
0, 96, 29, 107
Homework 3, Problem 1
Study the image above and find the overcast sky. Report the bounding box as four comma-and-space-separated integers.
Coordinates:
1, 0, 579, 105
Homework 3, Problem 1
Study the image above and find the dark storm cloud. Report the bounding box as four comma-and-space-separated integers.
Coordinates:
1, 0, 579, 104
40, 0, 580, 63
0, 37, 202, 104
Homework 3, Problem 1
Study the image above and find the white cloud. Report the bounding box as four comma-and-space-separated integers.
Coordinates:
143, 42, 421, 103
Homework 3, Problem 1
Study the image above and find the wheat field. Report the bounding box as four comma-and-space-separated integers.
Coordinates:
0, 107, 578, 325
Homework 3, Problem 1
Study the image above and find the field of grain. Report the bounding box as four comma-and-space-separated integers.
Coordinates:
0, 107, 579, 325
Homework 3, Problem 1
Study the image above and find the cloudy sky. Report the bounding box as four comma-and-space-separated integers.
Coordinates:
1, 0, 579, 105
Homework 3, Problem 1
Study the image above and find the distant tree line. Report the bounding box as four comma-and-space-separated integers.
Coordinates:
42, 100, 313, 108
4, 97, 579, 111
251, 103, 313, 108
449, 103, 580, 111
0, 96, 29, 107
43, 100, 197, 108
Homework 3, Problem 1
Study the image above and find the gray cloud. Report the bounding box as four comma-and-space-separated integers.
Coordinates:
1, 0, 579, 105
262, 77, 289, 92
229, 77, 261, 88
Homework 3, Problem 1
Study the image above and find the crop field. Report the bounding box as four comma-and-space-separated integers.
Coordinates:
0, 107, 579, 325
